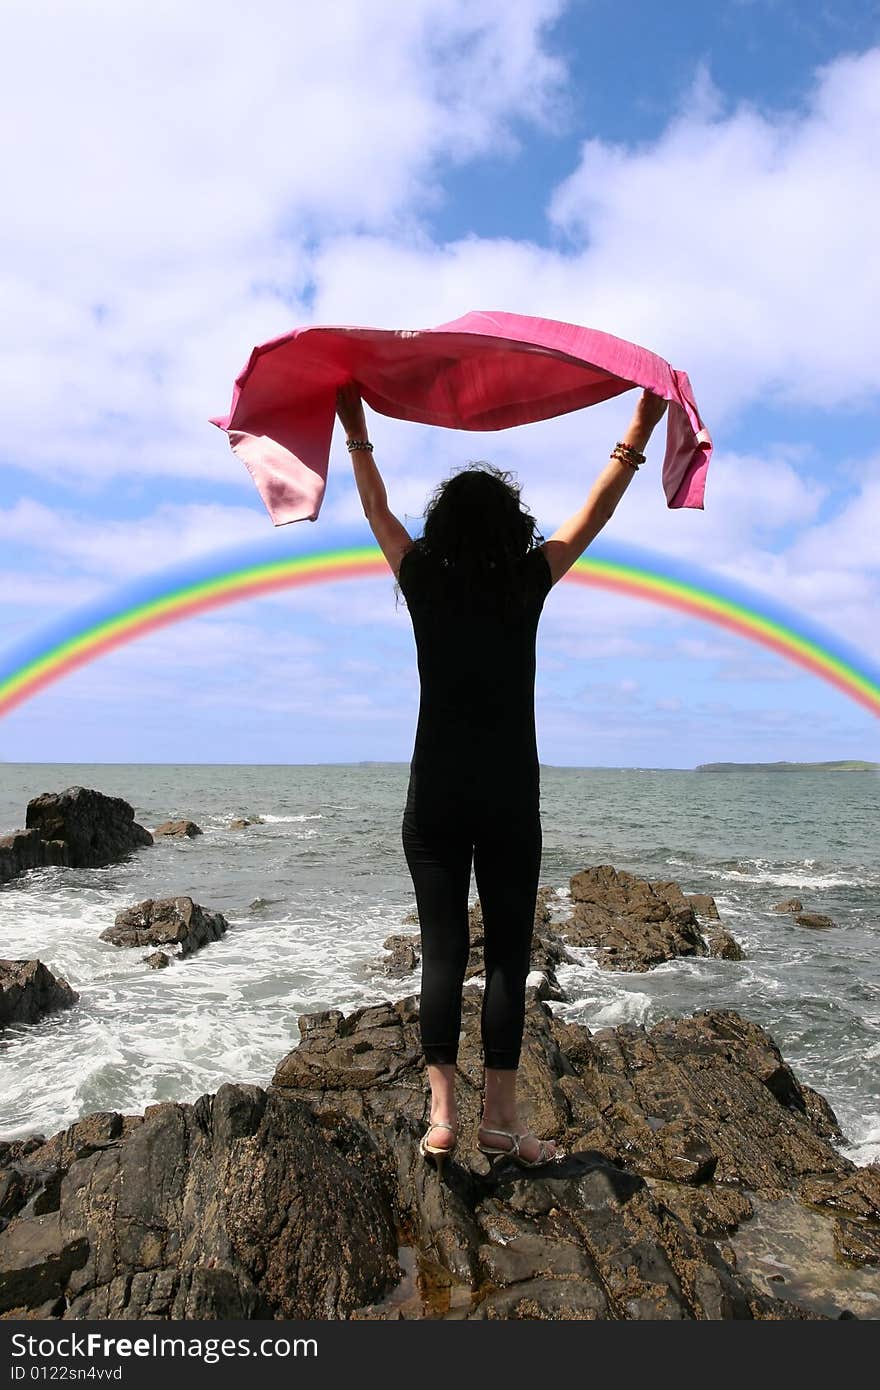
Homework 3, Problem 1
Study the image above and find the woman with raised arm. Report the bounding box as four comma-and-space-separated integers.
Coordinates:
335, 384, 669, 1177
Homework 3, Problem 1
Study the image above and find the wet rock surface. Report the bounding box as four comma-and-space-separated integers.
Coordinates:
384, 868, 741, 982
0, 1089, 399, 1320
2, 993, 877, 1319
793, 912, 838, 930
101, 896, 229, 958
152, 820, 202, 839
0, 787, 152, 885
562, 866, 720, 971
0, 961, 79, 1029
270, 993, 879, 1320
2, 860, 874, 1320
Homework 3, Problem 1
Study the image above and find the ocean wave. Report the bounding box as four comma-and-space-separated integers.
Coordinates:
259, 813, 324, 824
839, 1114, 880, 1168
710, 859, 871, 890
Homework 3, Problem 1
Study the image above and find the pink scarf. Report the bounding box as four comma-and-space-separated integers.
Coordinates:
210, 309, 712, 526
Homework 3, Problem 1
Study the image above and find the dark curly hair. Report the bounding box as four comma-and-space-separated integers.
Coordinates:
394, 461, 544, 616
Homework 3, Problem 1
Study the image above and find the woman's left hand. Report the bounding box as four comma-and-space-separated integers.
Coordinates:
336, 382, 369, 441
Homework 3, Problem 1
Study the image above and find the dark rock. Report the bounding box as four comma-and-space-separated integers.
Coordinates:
797, 1166, 880, 1220
562, 866, 710, 971
774, 898, 803, 913
382, 935, 420, 977
526, 971, 567, 1004
0, 787, 152, 885
26, 787, 151, 869
152, 820, 202, 839
0, 1086, 399, 1319
229, 816, 264, 830
794, 913, 838, 930
704, 928, 745, 961
269, 994, 876, 1317
387, 868, 742, 993
685, 893, 721, 920
0, 961, 78, 1029
468, 1276, 608, 1319
4, 975, 875, 1318
142, 951, 171, 970
0, 830, 57, 883
0, 1212, 89, 1314
101, 897, 228, 958
834, 1218, 880, 1266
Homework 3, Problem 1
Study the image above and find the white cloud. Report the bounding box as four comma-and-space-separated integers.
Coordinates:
546, 46, 880, 409
1, 0, 566, 483
3, 9, 879, 751
0, 499, 268, 578
785, 457, 880, 574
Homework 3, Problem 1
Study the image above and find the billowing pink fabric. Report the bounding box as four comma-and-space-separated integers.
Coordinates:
210, 309, 712, 526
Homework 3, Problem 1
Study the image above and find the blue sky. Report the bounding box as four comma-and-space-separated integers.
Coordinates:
1, 0, 879, 768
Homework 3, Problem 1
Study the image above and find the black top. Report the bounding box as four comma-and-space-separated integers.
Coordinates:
397, 544, 554, 806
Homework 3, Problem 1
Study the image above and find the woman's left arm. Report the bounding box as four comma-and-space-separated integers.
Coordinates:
336, 384, 413, 576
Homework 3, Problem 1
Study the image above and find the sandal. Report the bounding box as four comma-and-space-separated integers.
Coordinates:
419, 1121, 456, 1179
477, 1125, 561, 1169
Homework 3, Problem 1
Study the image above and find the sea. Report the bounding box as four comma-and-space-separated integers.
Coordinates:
1, 762, 878, 1168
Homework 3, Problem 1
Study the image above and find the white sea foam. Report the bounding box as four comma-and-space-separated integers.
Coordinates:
258, 813, 324, 823
710, 858, 871, 890
840, 1116, 880, 1168
588, 993, 652, 1027
2, 762, 877, 1172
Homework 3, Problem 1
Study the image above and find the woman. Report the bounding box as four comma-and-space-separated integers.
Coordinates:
335, 382, 669, 1175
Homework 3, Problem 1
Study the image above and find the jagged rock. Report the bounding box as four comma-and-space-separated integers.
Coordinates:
685, 893, 721, 920
152, 820, 202, 839
4, 995, 876, 1319
774, 899, 804, 913
526, 970, 567, 1004
704, 928, 745, 960
382, 935, 420, 977
0, 961, 79, 1029
0, 1086, 399, 1319
794, 913, 838, 930
269, 995, 879, 1318
101, 897, 228, 958
834, 1218, 880, 1266
142, 951, 171, 970
391, 869, 742, 986
0, 787, 152, 885
229, 816, 264, 830
560, 866, 710, 971
0, 1212, 89, 1314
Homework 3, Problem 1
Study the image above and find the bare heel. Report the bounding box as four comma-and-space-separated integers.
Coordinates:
419, 1121, 456, 1181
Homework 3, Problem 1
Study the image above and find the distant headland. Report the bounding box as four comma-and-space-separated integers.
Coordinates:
695, 760, 879, 772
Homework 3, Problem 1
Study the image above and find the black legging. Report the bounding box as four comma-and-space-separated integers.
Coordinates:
401, 787, 542, 1070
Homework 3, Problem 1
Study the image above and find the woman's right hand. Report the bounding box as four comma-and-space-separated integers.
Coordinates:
620, 389, 669, 454
631, 388, 669, 435
336, 382, 369, 441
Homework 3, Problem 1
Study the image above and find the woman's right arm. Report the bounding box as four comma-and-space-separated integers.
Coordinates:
540, 390, 669, 586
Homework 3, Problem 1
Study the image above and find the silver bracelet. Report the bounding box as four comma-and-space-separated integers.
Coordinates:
346, 439, 374, 452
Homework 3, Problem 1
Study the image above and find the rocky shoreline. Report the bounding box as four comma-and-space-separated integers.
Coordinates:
1, 786, 877, 1320
2, 989, 879, 1321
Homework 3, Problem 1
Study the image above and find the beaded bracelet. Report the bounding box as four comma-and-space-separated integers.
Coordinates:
346, 439, 374, 452
611, 440, 645, 470
611, 448, 640, 470
614, 439, 646, 463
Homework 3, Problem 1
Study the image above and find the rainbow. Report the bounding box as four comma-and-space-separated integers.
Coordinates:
2, 536, 879, 719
